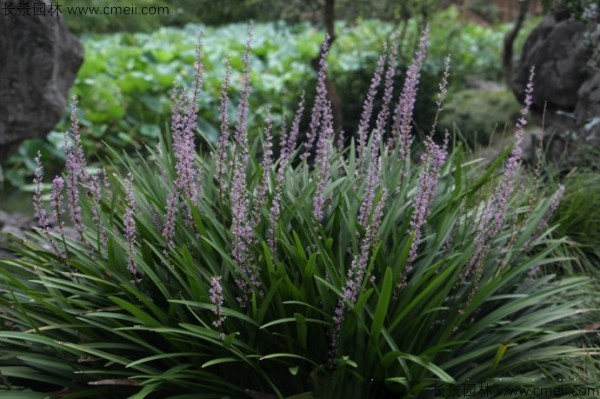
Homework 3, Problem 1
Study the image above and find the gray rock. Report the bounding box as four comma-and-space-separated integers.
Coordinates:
0, 209, 33, 259
512, 8, 600, 166
0, 0, 84, 159
512, 9, 591, 111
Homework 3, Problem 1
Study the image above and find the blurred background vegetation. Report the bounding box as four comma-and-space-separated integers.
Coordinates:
2, 0, 547, 191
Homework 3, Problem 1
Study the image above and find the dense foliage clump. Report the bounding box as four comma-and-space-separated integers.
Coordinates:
0, 26, 597, 399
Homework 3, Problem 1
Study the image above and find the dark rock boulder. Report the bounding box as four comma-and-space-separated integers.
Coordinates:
511, 7, 600, 166
0, 0, 84, 159
512, 9, 591, 112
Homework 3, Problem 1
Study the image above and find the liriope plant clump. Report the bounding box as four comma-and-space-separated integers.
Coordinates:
0, 25, 597, 399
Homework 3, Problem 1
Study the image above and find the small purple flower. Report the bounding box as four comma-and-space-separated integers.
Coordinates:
233, 23, 254, 166
302, 35, 331, 161
33, 152, 49, 229
391, 25, 429, 158
313, 99, 334, 221
397, 138, 447, 291
216, 56, 233, 194
283, 94, 306, 165
162, 191, 178, 250
373, 34, 398, 142
32, 153, 62, 257
253, 105, 274, 226
527, 184, 565, 248
64, 96, 105, 251
330, 189, 388, 364
209, 275, 226, 329
430, 55, 451, 134
461, 68, 535, 291
64, 99, 87, 242
268, 96, 306, 252
357, 49, 386, 162
123, 173, 137, 275
229, 29, 261, 304
172, 86, 202, 208
491, 67, 535, 238
50, 176, 65, 236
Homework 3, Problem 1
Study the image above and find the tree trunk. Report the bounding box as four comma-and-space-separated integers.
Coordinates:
503, 0, 530, 85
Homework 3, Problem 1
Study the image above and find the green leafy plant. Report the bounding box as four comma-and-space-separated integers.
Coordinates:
551, 171, 600, 273
0, 26, 597, 399
4, 12, 540, 191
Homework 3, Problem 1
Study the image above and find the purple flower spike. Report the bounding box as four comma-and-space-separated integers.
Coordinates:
64, 99, 88, 242
330, 188, 388, 364
229, 25, 262, 305
268, 96, 306, 252
123, 173, 137, 275
32, 153, 62, 257
33, 152, 49, 230
461, 67, 535, 290
210, 275, 226, 331
357, 48, 386, 162
216, 56, 233, 194
302, 35, 331, 161
391, 25, 429, 158
313, 99, 335, 222
527, 184, 565, 248
50, 176, 65, 236
397, 137, 447, 291
253, 105, 274, 226
373, 34, 398, 143
234, 23, 254, 165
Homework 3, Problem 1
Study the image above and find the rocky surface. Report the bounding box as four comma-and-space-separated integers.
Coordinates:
511, 8, 600, 166
0, 210, 34, 259
0, 0, 84, 159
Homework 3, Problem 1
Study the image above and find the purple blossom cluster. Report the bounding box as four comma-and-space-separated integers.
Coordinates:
253, 105, 274, 225
229, 25, 261, 305
490, 70, 534, 237
171, 87, 202, 209
313, 99, 335, 222
50, 176, 66, 237
209, 275, 226, 332
123, 173, 137, 275
64, 99, 88, 242
216, 56, 233, 195
400, 138, 447, 286
268, 96, 306, 251
331, 188, 388, 363
430, 55, 451, 134
357, 38, 397, 218
396, 56, 451, 289
527, 184, 565, 248
33, 152, 50, 230
461, 67, 535, 288
356, 49, 387, 162
161, 38, 205, 246
33, 152, 61, 257
302, 36, 331, 161
391, 25, 429, 159
372, 35, 398, 144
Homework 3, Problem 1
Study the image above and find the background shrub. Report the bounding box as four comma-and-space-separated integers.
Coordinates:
3, 8, 541, 190
439, 88, 522, 147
